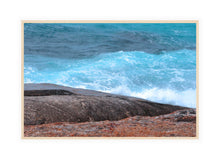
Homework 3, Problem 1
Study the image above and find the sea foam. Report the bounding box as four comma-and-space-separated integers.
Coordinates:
105, 87, 196, 108
24, 50, 196, 108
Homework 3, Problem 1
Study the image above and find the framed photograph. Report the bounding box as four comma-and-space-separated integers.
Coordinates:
22, 20, 198, 138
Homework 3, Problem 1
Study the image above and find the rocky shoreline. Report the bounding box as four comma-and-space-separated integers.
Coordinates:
24, 83, 196, 137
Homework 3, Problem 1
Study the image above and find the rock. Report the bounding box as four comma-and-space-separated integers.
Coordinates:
24, 109, 196, 137
24, 83, 189, 125
162, 108, 196, 122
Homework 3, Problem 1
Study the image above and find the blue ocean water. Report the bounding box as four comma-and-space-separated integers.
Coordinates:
24, 23, 197, 108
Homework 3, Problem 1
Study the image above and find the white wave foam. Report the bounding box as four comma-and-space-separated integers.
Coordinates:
24, 50, 196, 108
25, 78, 33, 83
103, 86, 196, 108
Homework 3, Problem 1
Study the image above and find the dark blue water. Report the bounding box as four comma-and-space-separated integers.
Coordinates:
24, 23, 197, 107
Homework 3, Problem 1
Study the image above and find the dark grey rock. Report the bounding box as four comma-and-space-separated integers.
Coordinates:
24, 83, 189, 125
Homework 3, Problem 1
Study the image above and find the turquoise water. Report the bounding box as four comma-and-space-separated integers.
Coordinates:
24, 23, 197, 108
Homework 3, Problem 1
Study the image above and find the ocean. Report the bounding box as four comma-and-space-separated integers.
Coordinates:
24, 23, 197, 108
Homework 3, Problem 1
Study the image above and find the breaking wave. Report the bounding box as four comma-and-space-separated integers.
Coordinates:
24, 49, 196, 108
